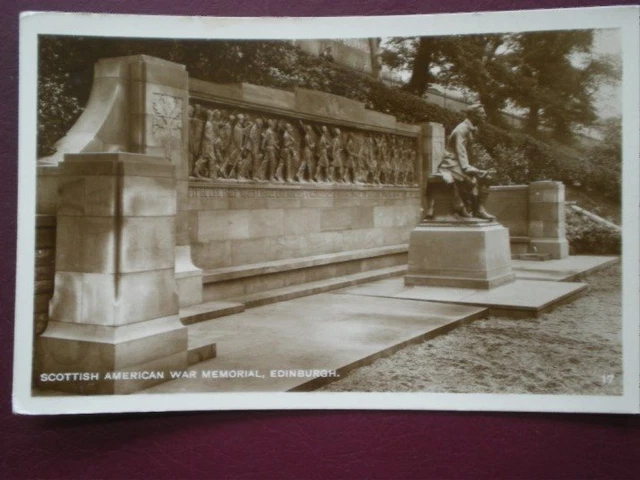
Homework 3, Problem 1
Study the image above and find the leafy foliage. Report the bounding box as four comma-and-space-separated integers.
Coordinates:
37, 36, 620, 205
566, 208, 621, 255
507, 31, 616, 139
37, 74, 82, 157
381, 30, 620, 139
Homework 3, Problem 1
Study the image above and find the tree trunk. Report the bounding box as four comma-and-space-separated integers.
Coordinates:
368, 38, 382, 79
404, 38, 434, 96
526, 104, 540, 134
478, 92, 502, 126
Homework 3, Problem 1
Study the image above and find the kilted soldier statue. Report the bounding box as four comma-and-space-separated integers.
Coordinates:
437, 103, 495, 220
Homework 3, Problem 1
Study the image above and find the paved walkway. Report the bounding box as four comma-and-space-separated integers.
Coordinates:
143, 255, 617, 394
144, 294, 486, 393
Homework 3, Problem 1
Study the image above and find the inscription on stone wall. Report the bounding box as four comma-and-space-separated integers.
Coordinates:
188, 100, 419, 187
189, 186, 421, 199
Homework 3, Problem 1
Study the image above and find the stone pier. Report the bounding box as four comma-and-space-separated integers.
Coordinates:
37, 153, 188, 394
38, 54, 203, 308
528, 181, 569, 259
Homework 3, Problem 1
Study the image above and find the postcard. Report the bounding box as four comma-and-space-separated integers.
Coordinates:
14, 6, 639, 414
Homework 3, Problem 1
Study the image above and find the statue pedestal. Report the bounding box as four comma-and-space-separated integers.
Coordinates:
408, 175, 515, 289
405, 221, 516, 289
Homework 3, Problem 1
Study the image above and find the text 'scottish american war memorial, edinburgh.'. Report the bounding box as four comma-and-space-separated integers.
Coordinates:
17, 9, 638, 414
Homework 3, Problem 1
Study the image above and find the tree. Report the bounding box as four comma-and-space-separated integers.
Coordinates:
507, 30, 617, 139
381, 30, 617, 140
436, 34, 514, 125
382, 33, 517, 124
380, 37, 445, 95
589, 116, 621, 174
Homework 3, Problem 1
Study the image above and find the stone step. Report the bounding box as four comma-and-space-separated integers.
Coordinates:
227, 264, 407, 308
512, 253, 553, 261
180, 300, 245, 326
202, 244, 409, 283
184, 303, 239, 364
187, 340, 217, 366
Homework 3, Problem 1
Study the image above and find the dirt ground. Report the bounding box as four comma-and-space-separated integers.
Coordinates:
320, 263, 623, 395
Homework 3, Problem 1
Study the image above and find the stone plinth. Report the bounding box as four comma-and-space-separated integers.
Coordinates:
405, 222, 515, 289
528, 181, 569, 259
38, 153, 189, 394
408, 172, 515, 289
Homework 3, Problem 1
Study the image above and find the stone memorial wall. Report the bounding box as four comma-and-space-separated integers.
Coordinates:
32, 54, 570, 393
186, 80, 423, 294
34, 54, 570, 313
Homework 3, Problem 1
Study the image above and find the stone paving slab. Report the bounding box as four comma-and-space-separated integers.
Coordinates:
142, 255, 614, 394
399, 280, 583, 318
142, 294, 487, 394
336, 255, 614, 317
511, 255, 618, 281
338, 277, 587, 318
180, 300, 245, 326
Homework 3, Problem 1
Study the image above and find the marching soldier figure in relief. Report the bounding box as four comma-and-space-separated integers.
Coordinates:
296, 121, 316, 183
344, 133, 360, 184
314, 125, 331, 183
258, 119, 279, 182
280, 123, 300, 183
330, 127, 345, 183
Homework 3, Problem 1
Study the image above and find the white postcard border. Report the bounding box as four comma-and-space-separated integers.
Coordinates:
14, 6, 640, 415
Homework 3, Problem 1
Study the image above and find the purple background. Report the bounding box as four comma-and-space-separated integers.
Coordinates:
2, 1, 639, 478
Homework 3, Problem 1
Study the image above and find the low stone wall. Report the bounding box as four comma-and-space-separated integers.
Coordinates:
487, 185, 529, 236
487, 181, 568, 258
188, 183, 421, 270
201, 245, 409, 302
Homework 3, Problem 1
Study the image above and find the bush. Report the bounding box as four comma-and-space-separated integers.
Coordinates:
37, 75, 83, 157
566, 207, 621, 255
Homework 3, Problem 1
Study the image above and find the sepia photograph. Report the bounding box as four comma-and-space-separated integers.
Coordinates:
14, 7, 639, 414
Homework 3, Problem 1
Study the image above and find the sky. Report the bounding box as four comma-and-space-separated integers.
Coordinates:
591, 28, 621, 119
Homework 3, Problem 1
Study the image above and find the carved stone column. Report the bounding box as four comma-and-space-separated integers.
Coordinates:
38, 153, 188, 394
